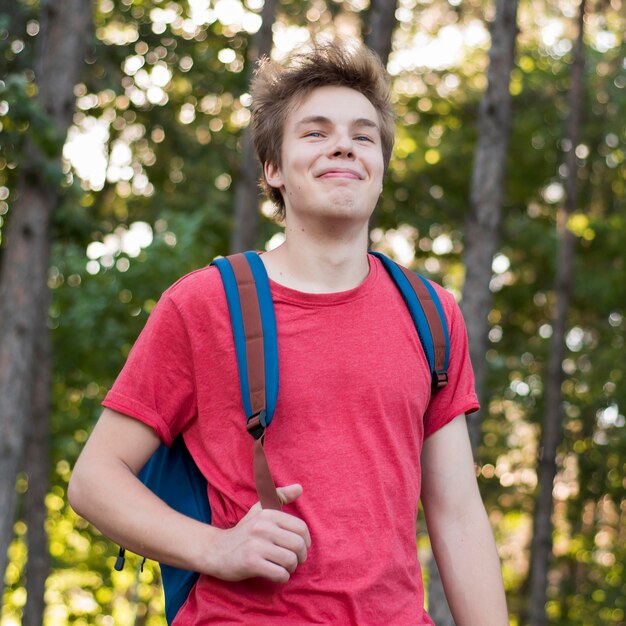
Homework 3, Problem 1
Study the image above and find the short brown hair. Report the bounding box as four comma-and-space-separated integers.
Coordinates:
250, 40, 395, 220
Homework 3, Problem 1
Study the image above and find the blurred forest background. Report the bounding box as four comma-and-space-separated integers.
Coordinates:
0, 0, 624, 624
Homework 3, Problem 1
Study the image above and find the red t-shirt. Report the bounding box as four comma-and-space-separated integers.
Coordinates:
103, 254, 479, 625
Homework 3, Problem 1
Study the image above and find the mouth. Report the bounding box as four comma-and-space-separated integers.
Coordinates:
316, 168, 362, 180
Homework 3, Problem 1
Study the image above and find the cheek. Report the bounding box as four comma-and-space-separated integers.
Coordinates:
289, 154, 316, 178
370, 157, 385, 182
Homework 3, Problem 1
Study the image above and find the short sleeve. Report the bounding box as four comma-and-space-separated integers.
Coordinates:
102, 293, 197, 446
423, 290, 479, 439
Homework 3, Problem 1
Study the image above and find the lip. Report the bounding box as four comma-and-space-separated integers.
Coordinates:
316, 168, 362, 180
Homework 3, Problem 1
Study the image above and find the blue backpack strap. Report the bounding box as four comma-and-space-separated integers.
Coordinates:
212, 252, 282, 511
211, 252, 279, 429
370, 252, 450, 391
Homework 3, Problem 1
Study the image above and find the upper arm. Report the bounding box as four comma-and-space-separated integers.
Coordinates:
73, 408, 161, 478
420, 414, 481, 520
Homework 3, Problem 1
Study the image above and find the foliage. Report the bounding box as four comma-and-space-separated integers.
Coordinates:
1, 0, 625, 624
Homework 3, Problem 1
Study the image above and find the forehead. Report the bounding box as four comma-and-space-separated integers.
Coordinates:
286, 85, 379, 128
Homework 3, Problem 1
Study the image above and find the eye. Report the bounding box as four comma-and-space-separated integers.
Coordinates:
355, 135, 374, 143
304, 131, 324, 138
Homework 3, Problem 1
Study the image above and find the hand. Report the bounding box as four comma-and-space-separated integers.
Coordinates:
210, 484, 311, 583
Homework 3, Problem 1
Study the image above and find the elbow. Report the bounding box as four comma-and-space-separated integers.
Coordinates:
67, 472, 81, 516
67, 466, 88, 519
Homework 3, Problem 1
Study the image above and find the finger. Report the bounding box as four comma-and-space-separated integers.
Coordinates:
274, 514, 311, 550
274, 484, 311, 548
249, 511, 310, 553
240, 499, 263, 522
257, 559, 291, 584
265, 543, 300, 574
272, 528, 309, 563
276, 483, 303, 505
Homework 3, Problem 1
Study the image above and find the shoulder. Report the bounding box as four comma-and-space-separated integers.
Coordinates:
419, 278, 472, 367
160, 264, 225, 310
143, 264, 229, 332
416, 275, 471, 353
372, 254, 465, 329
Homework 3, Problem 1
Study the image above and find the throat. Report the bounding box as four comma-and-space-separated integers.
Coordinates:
261, 239, 370, 294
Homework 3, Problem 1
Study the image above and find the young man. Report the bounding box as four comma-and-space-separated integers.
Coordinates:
69, 41, 509, 625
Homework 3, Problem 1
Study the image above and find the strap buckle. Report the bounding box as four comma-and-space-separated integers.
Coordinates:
246, 410, 267, 440
432, 370, 448, 391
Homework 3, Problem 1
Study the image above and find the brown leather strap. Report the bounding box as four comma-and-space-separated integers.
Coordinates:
228, 253, 282, 511
254, 436, 282, 510
228, 254, 266, 416
398, 266, 447, 382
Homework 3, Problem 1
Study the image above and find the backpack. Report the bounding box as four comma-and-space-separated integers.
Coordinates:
115, 250, 450, 624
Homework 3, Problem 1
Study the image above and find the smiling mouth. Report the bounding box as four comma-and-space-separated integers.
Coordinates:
317, 170, 361, 180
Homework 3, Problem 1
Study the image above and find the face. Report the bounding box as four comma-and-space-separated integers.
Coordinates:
264, 85, 385, 225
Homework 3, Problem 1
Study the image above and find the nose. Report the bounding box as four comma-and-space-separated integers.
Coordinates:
329, 130, 355, 159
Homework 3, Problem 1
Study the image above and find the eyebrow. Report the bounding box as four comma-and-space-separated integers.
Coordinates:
295, 115, 380, 131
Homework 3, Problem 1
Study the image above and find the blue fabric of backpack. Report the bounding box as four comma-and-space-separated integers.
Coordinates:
125, 251, 450, 624
136, 436, 211, 624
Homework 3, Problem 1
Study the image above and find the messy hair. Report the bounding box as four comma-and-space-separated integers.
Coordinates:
250, 40, 395, 220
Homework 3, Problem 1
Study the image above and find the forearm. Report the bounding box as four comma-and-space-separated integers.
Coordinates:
70, 409, 311, 584
426, 500, 508, 626
69, 454, 221, 574
421, 415, 508, 625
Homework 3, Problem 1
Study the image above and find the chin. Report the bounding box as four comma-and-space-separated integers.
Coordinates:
288, 190, 377, 224
321, 203, 373, 224
330, 191, 379, 219
322, 189, 361, 214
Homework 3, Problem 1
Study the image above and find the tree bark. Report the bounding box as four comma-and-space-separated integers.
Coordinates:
0, 0, 91, 597
461, 0, 519, 454
22, 330, 51, 626
527, 3, 586, 625
429, 2, 518, 624
364, 0, 399, 66
364, 0, 399, 240
229, 0, 278, 253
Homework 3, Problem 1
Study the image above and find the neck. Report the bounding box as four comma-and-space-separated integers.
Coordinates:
262, 215, 371, 293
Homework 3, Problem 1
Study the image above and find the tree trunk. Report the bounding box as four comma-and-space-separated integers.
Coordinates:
229, 0, 278, 253
461, 0, 519, 454
364, 0, 399, 66
364, 0, 399, 240
22, 331, 51, 626
527, 3, 586, 625
0, 0, 91, 596
0, 156, 55, 598
429, 2, 518, 624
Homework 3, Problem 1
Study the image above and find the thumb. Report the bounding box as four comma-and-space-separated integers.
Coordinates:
276, 483, 303, 506
241, 499, 263, 520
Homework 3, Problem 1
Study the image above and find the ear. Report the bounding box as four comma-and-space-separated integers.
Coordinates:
264, 161, 283, 190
